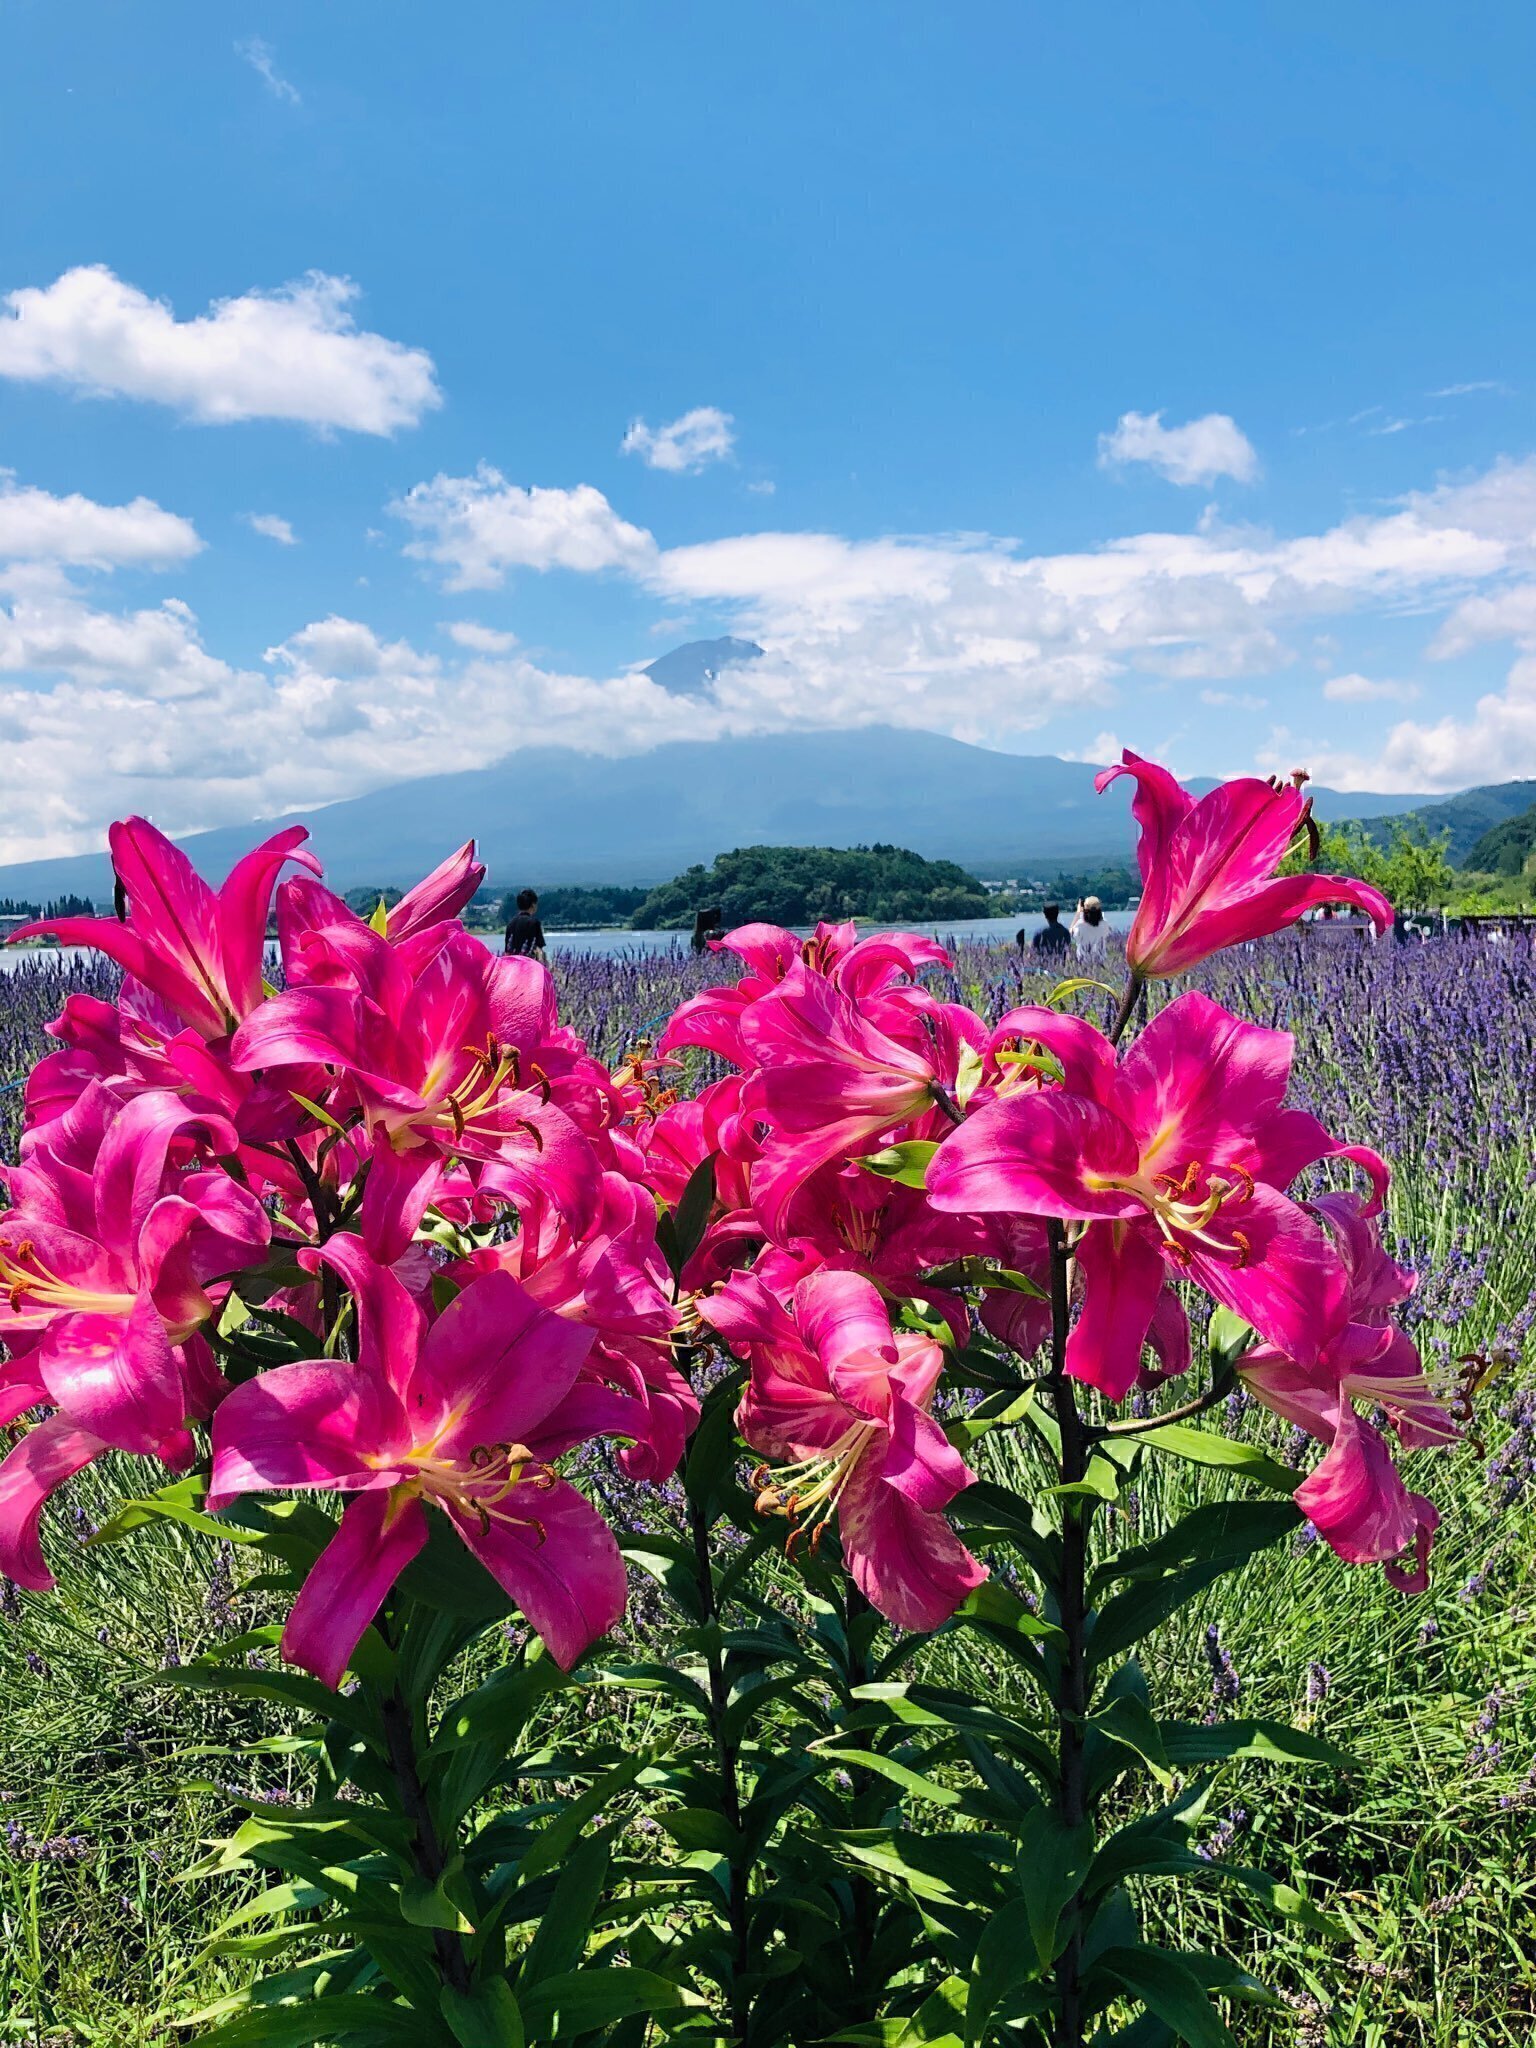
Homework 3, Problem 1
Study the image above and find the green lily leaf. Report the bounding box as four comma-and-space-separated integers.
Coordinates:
441, 1981, 524, 2048
1134, 1423, 1301, 1494
859, 1138, 941, 1187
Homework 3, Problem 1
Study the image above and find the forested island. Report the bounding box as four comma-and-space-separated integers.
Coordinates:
623, 844, 993, 929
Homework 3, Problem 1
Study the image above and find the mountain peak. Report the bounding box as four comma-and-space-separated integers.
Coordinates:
642, 637, 765, 698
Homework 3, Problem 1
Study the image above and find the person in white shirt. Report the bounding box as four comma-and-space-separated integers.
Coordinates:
1070, 894, 1110, 964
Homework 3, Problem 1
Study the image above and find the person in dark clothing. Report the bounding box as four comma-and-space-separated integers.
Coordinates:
504, 887, 547, 962
691, 907, 725, 955
1031, 901, 1072, 960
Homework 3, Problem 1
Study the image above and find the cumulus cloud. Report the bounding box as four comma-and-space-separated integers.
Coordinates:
1429, 582, 1536, 658
0, 588, 723, 863
12, 448, 1536, 856
444, 620, 518, 652
245, 512, 297, 546
1098, 410, 1259, 487
0, 266, 440, 434
621, 406, 736, 473
236, 37, 301, 104
1261, 661, 1536, 794
391, 466, 656, 589
377, 450, 1536, 768
0, 588, 242, 710
1322, 673, 1421, 703
0, 476, 201, 566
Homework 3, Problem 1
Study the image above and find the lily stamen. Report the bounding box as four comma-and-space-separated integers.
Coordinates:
751, 1421, 881, 1547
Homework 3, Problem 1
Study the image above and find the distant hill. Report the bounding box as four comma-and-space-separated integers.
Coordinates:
1343, 780, 1536, 865
0, 722, 1441, 905
1464, 802, 1536, 877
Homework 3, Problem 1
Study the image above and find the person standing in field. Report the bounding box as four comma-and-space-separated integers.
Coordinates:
504, 887, 547, 963
1030, 900, 1072, 962
1070, 894, 1109, 965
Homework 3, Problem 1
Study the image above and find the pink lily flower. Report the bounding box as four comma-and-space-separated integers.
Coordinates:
700, 1269, 985, 1631
1239, 1192, 1455, 1589
232, 924, 598, 1261
636, 1076, 762, 1290
739, 963, 976, 1242
0, 1086, 261, 1591
9, 817, 320, 1038
750, 1158, 993, 1346
208, 1237, 628, 1686
0, 1085, 266, 1460
661, 920, 951, 1068
275, 842, 490, 999
454, 1173, 699, 1481
383, 841, 486, 941
0, 1328, 227, 1592
1095, 751, 1392, 978
927, 993, 1369, 1400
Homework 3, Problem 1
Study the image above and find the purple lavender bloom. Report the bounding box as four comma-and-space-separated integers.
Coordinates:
1197, 1806, 1248, 1861
1202, 1623, 1241, 1722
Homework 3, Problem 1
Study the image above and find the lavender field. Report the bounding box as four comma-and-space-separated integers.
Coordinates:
2, 934, 1535, 2044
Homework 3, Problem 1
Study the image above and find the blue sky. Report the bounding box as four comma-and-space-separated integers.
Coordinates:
2, 2, 1535, 860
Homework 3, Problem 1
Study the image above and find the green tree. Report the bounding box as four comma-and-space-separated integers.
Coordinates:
628, 843, 993, 929
1287, 818, 1456, 911
343, 885, 403, 917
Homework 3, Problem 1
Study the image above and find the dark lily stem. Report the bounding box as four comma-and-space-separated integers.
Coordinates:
284, 1137, 341, 1337
691, 1494, 752, 2046
1107, 971, 1145, 1049
843, 1579, 877, 2018
1046, 1218, 1091, 2048
379, 1674, 473, 1996
1099, 1370, 1234, 1438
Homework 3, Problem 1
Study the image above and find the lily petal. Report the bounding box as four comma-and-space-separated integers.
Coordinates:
281, 1490, 429, 1689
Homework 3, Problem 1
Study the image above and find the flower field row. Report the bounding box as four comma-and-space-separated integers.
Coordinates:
0, 757, 1533, 2046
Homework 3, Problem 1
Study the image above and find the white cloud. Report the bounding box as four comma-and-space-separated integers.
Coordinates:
1429, 582, 1536, 657
236, 37, 300, 104
1061, 731, 1123, 766
0, 475, 201, 566
0, 266, 440, 434
0, 589, 724, 863
0, 588, 239, 698
1261, 660, 1536, 794
385, 450, 1536, 765
621, 406, 736, 473
1261, 519, 1536, 793
1322, 672, 1420, 704
1201, 689, 1268, 710
1327, 675, 1417, 708
1429, 380, 1511, 399
444, 620, 519, 652
12, 448, 1536, 857
245, 512, 297, 546
1098, 410, 1259, 488
391, 466, 656, 589
747, 479, 776, 496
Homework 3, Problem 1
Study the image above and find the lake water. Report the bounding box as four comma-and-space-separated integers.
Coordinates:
0, 912, 1136, 976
